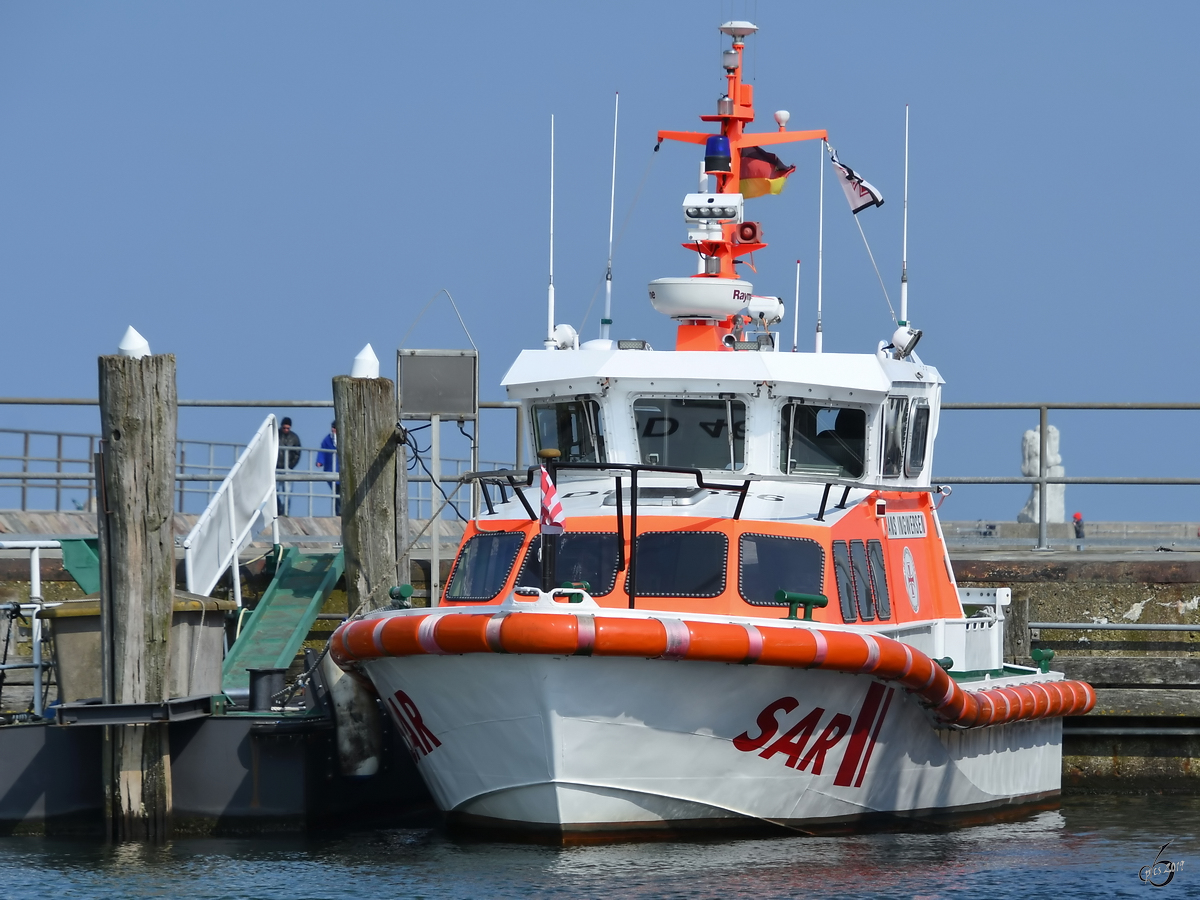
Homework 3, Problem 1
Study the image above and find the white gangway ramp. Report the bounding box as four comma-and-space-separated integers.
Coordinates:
183, 415, 278, 605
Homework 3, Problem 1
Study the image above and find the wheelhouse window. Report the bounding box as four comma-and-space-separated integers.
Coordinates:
533, 398, 605, 463
881, 397, 909, 478
738, 533, 825, 607
780, 404, 866, 478
515, 532, 621, 596
445, 532, 526, 601
906, 400, 930, 477
630, 531, 727, 597
832, 539, 891, 622
635, 397, 744, 470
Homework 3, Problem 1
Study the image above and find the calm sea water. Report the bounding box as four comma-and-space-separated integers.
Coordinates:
0, 795, 1195, 900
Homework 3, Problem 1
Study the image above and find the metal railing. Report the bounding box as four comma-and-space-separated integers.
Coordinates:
936, 403, 1200, 550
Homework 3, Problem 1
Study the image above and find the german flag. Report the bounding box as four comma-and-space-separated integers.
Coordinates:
739, 147, 796, 199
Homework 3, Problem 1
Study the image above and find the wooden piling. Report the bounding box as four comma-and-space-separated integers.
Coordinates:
333, 375, 398, 613
97, 353, 177, 841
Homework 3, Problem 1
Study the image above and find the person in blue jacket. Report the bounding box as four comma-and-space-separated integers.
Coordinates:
317, 421, 340, 515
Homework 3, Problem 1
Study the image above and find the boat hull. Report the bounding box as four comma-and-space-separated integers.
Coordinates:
361, 652, 1062, 839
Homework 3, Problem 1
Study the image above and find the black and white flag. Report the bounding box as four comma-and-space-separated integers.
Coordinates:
829, 148, 884, 214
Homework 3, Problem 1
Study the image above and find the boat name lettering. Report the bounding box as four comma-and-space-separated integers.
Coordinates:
886, 512, 927, 539
733, 684, 895, 786
386, 690, 442, 759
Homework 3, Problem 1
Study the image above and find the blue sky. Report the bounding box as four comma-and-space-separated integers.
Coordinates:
1, 2, 1198, 521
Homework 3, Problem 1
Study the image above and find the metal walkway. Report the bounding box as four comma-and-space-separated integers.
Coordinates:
221, 548, 344, 695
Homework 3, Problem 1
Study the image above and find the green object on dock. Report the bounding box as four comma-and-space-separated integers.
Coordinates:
222, 548, 345, 695
1031, 647, 1056, 674
59, 538, 101, 595
775, 590, 828, 621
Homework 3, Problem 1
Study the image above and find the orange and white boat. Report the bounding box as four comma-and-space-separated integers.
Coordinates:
333, 20, 1094, 840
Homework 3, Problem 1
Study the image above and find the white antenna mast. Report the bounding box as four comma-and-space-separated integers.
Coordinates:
816, 140, 825, 353
900, 104, 909, 325
792, 260, 801, 352
601, 93, 618, 341
545, 114, 556, 349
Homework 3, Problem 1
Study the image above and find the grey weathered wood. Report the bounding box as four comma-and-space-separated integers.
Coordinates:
1054, 656, 1200, 688
1087, 688, 1200, 717
98, 353, 177, 842
1004, 591, 1031, 662
333, 375, 398, 613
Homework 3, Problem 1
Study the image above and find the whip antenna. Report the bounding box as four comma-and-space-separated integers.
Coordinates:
545, 114, 556, 349
900, 104, 910, 325
601, 93, 619, 340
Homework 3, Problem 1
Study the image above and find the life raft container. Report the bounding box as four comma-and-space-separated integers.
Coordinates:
331, 611, 1096, 729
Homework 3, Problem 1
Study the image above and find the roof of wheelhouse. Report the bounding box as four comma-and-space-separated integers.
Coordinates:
502, 347, 944, 400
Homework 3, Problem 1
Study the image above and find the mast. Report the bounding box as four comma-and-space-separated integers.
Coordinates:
792, 260, 800, 352
816, 141, 825, 353
545, 114, 556, 350
601, 94, 618, 340
900, 104, 909, 326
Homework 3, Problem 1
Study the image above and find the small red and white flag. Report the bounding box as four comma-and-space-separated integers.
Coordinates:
539, 465, 565, 534
829, 148, 884, 214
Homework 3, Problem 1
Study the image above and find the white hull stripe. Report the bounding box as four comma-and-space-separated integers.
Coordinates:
372, 619, 388, 656
485, 613, 507, 653
660, 617, 691, 660
418, 615, 447, 655
576, 615, 596, 655
900, 643, 914, 678
810, 630, 828, 666
859, 634, 880, 673
742, 623, 764, 664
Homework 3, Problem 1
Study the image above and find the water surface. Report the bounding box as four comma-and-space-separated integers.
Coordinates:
0, 795, 1194, 899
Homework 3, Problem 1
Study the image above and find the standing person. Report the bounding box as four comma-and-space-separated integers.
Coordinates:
1073, 511, 1085, 551
316, 421, 340, 515
276, 417, 302, 515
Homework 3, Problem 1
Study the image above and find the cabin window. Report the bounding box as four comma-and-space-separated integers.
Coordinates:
738, 533, 825, 607
867, 539, 891, 620
832, 541, 856, 622
630, 531, 727, 597
634, 397, 745, 470
881, 397, 909, 478
780, 404, 866, 478
532, 398, 605, 463
444, 532, 526, 601
849, 540, 876, 621
515, 532, 621, 596
906, 400, 930, 477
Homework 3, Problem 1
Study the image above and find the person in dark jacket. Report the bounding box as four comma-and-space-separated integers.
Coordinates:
316, 421, 340, 515
1073, 511, 1085, 550
277, 417, 302, 515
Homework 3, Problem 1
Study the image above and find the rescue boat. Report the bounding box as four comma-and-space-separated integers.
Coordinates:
333, 20, 1095, 840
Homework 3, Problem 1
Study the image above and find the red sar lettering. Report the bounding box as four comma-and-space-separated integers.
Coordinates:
387, 689, 442, 758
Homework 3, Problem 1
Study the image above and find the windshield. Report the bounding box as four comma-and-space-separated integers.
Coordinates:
444, 532, 525, 601
515, 532, 621, 595
780, 404, 866, 478
635, 397, 745, 470
533, 399, 605, 463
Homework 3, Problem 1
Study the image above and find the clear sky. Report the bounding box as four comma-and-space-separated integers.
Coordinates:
2, 2, 1198, 521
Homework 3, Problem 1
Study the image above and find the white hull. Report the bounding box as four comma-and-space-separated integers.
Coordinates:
362, 653, 1061, 837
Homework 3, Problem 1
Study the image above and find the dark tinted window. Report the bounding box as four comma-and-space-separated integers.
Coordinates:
906, 402, 930, 476
631, 532, 727, 597
780, 404, 865, 478
867, 539, 891, 620
882, 397, 908, 477
533, 399, 605, 463
738, 533, 825, 606
515, 532, 620, 596
849, 540, 875, 621
445, 532, 525, 601
635, 398, 745, 470
832, 540, 856, 622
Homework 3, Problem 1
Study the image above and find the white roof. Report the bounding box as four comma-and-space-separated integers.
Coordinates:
502, 348, 943, 399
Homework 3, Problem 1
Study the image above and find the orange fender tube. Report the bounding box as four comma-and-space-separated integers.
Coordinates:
593, 617, 668, 657
501, 612, 581, 655
683, 621, 752, 664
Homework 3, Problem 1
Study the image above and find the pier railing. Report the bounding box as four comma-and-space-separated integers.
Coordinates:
935, 402, 1200, 550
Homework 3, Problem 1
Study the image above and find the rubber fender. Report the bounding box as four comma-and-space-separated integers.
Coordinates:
501, 612, 581, 655
593, 616, 668, 657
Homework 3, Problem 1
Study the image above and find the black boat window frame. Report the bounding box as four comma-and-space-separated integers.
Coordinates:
627, 530, 729, 599
737, 532, 826, 607
905, 399, 931, 478
515, 531, 622, 597
832, 540, 857, 623
881, 396, 909, 478
443, 531, 527, 602
867, 539, 892, 620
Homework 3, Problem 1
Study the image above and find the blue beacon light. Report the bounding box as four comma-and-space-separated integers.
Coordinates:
704, 135, 732, 174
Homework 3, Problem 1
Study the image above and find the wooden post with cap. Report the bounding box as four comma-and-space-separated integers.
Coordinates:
97, 338, 177, 841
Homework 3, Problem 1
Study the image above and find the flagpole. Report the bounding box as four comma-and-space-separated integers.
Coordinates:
545, 114, 556, 350
816, 141, 825, 354
792, 260, 801, 352
900, 104, 909, 326
601, 93, 618, 341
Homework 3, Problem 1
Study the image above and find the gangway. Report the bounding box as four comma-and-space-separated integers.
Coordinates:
221, 547, 344, 698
